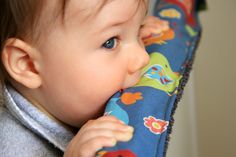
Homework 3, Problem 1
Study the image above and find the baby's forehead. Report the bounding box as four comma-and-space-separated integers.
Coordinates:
63, 0, 110, 22
64, 0, 147, 25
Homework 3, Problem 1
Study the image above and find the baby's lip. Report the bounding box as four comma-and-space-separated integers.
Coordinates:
133, 71, 142, 85
121, 72, 142, 90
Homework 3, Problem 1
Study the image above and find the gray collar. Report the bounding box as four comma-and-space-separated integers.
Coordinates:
3, 84, 74, 151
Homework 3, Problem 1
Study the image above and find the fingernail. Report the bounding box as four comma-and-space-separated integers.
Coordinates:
122, 125, 134, 132
110, 138, 117, 146
126, 126, 134, 132
126, 132, 134, 141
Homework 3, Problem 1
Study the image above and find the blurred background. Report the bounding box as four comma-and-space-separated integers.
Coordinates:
164, 0, 236, 157
149, 0, 236, 156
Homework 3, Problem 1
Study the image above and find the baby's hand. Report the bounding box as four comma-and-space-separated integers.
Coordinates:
139, 16, 169, 39
63, 116, 134, 157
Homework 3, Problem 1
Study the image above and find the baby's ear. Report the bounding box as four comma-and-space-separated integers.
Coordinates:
1, 38, 42, 89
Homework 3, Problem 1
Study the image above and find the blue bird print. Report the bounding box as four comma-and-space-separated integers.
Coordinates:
144, 64, 173, 85
104, 98, 129, 124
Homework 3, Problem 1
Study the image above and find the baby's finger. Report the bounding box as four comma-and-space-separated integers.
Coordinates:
142, 16, 169, 31
80, 116, 123, 131
139, 27, 153, 38
142, 16, 161, 25
87, 121, 134, 132
80, 116, 127, 131
140, 26, 162, 38
87, 116, 124, 125
96, 115, 124, 123
157, 21, 169, 31
79, 137, 117, 157
145, 21, 169, 31
80, 128, 134, 144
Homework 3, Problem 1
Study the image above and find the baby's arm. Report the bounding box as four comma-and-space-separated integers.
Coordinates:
64, 116, 134, 157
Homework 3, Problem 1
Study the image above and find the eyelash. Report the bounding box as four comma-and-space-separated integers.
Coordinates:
102, 36, 120, 50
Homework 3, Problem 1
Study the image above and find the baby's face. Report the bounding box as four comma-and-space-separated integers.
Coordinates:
37, 0, 149, 127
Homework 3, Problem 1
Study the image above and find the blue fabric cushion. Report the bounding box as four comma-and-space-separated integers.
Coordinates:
98, 0, 205, 156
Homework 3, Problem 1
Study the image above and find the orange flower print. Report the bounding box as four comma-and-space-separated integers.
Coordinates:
121, 92, 143, 105
143, 116, 169, 134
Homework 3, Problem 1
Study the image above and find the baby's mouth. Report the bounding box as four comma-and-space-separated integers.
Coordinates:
121, 71, 143, 89
132, 71, 142, 86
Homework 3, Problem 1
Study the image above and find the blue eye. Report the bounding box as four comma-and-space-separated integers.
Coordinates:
102, 37, 118, 50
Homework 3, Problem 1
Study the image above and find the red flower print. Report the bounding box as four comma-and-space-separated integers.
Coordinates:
143, 116, 169, 134
97, 150, 137, 157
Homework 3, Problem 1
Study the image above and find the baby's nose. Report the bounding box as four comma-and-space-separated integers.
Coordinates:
128, 44, 150, 74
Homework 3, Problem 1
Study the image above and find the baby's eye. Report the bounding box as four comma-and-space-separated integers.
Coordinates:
102, 37, 119, 50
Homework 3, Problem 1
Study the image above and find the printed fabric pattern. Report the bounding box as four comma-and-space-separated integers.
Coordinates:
98, 0, 204, 156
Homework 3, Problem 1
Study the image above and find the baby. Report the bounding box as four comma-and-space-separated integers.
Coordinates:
0, 0, 169, 156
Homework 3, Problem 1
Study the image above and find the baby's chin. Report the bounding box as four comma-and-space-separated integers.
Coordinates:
90, 103, 106, 119
70, 105, 106, 128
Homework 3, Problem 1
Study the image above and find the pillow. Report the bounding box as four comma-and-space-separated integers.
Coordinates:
98, 0, 205, 156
